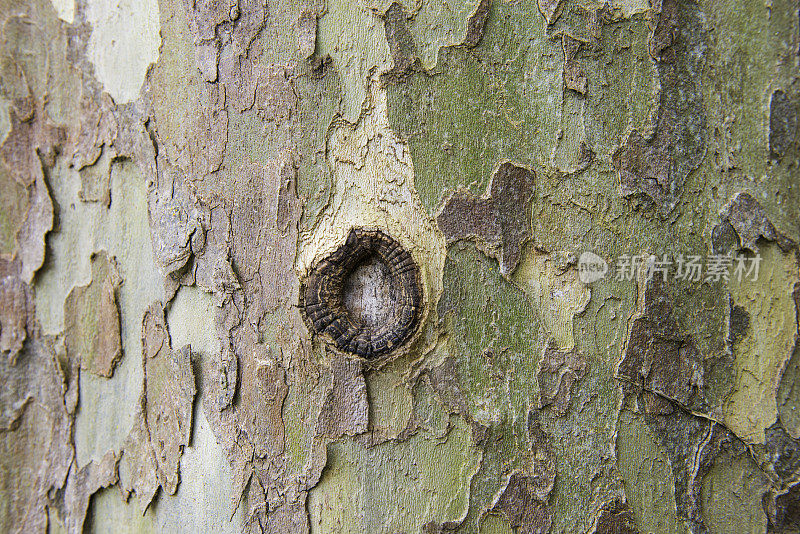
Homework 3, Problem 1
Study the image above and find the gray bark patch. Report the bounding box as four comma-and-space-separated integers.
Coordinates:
769, 90, 798, 159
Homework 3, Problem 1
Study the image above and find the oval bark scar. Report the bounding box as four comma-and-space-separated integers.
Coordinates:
301, 227, 423, 358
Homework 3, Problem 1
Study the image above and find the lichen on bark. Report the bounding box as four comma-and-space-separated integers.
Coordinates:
2, 0, 800, 532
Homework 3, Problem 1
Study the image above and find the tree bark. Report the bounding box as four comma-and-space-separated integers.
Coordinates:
1, 0, 799, 533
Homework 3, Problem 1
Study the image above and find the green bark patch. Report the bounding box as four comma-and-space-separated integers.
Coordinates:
307, 414, 481, 533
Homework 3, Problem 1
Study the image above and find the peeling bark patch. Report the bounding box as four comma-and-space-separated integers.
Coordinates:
70, 92, 119, 206
121, 302, 195, 508
148, 155, 208, 280
562, 35, 587, 94
298, 10, 317, 59
63, 251, 123, 378
536, 340, 587, 416
0, 274, 34, 365
301, 228, 423, 358
0, 168, 27, 256
612, 0, 707, 213
16, 171, 54, 284
640, 393, 727, 534
778, 290, 800, 439
463, 0, 492, 48
766, 482, 800, 534
0, 100, 63, 188
384, 2, 417, 73
587, 499, 639, 534
0, 338, 75, 534
429, 357, 471, 417
490, 413, 556, 533
711, 218, 739, 256
715, 191, 795, 254
492, 472, 553, 533
769, 90, 798, 159
0, 100, 60, 274
437, 162, 535, 276
229, 157, 302, 315
315, 356, 368, 438
141, 304, 195, 496
119, 402, 159, 508
763, 422, 800, 485
239, 346, 288, 459
63, 450, 118, 533
618, 276, 704, 410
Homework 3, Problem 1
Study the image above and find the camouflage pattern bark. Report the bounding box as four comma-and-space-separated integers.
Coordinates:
1, 0, 799, 533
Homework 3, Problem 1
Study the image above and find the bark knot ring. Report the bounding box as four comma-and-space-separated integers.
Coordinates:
301, 228, 423, 358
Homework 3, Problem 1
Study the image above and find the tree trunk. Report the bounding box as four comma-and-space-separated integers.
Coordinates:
1, 0, 799, 533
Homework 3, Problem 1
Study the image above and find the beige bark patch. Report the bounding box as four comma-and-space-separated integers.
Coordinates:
64, 251, 123, 378
512, 250, 590, 351
50, 0, 75, 23
0, 98, 10, 145
85, 0, 161, 103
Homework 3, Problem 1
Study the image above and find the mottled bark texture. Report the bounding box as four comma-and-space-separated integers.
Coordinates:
1, 0, 799, 533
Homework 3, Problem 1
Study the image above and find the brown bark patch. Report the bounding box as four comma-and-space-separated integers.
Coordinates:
62, 451, 119, 533
617, 276, 704, 410
587, 498, 639, 534
64, 251, 123, 378
464, 0, 492, 48
315, 356, 368, 438
0, 273, 34, 365
0, 338, 75, 534
769, 90, 798, 160
437, 161, 535, 276
713, 191, 796, 255
612, 0, 707, 213
562, 35, 587, 95
536, 340, 587, 416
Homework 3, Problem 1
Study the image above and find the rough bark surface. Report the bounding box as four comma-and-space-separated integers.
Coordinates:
1, 0, 799, 533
